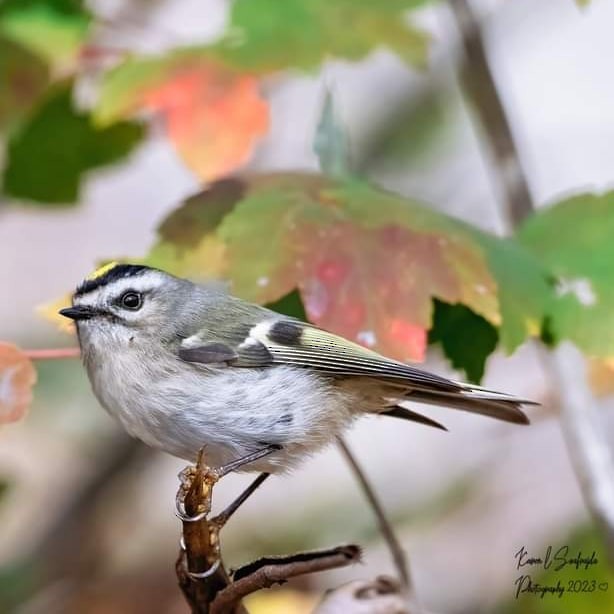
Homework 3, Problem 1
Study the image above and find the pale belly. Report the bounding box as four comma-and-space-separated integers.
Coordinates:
89, 357, 359, 473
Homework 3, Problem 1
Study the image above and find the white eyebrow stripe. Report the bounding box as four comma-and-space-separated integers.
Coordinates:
73, 271, 166, 306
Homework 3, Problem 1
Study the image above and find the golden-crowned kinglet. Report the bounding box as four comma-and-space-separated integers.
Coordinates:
60, 263, 532, 473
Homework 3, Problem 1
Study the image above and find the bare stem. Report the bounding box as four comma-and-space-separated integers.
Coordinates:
448, 0, 533, 227
336, 436, 419, 610
23, 347, 81, 360
449, 0, 614, 559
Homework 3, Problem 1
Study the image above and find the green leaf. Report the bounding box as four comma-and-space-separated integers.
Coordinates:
428, 299, 498, 383
151, 173, 552, 362
0, 35, 49, 131
265, 289, 307, 321
0, 0, 90, 68
518, 191, 614, 356
215, 0, 430, 71
314, 90, 351, 179
473, 233, 550, 353
2, 82, 144, 205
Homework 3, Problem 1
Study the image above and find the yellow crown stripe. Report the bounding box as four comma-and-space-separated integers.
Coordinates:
86, 261, 120, 281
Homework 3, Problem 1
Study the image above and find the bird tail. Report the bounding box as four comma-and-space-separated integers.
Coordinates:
382, 382, 533, 430
406, 381, 533, 425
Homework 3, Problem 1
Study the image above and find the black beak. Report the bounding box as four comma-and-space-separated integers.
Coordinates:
59, 306, 98, 321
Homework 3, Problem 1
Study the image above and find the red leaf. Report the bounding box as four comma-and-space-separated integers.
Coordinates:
0, 343, 37, 424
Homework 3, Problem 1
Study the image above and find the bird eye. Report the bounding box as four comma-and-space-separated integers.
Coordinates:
120, 291, 142, 310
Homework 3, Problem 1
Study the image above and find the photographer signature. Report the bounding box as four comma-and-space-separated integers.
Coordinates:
514, 545, 598, 572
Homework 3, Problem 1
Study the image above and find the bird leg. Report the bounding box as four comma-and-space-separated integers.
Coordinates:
211, 472, 270, 529
212, 444, 281, 479
176, 449, 275, 585
176, 444, 280, 522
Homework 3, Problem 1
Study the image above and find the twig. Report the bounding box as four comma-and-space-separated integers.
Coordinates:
448, 0, 533, 227
336, 437, 417, 604
449, 0, 614, 560
210, 546, 361, 614
24, 347, 81, 360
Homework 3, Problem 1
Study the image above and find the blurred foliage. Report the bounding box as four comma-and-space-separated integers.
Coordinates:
588, 357, 614, 397
3, 82, 143, 204
147, 172, 550, 362
212, 0, 431, 71
519, 191, 614, 357
358, 86, 453, 172
94, 51, 269, 180
0, 0, 611, 392
0, 0, 90, 69
0, 35, 48, 131
499, 525, 614, 614
428, 299, 498, 383
314, 90, 351, 180
265, 289, 309, 322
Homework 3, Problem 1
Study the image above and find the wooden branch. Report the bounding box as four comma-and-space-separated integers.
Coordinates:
210, 546, 361, 614
176, 454, 360, 613
175, 455, 241, 614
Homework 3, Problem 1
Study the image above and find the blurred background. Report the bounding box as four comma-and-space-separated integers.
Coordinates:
1, 0, 614, 612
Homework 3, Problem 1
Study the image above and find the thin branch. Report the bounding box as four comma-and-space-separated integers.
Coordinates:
211, 546, 361, 614
336, 437, 417, 604
449, 0, 614, 559
448, 0, 533, 227
24, 347, 81, 360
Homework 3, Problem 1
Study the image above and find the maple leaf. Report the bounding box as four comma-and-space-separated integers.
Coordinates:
0, 0, 91, 71
150, 173, 551, 363
588, 358, 614, 397
94, 52, 269, 181
3, 81, 144, 204
519, 191, 614, 356
0, 34, 48, 130
216, 0, 430, 71
0, 342, 37, 424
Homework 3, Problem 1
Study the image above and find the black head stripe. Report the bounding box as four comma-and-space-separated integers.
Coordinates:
75, 264, 152, 297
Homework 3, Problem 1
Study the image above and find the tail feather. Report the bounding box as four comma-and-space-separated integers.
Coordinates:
403, 385, 532, 425
381, 406, 448, 431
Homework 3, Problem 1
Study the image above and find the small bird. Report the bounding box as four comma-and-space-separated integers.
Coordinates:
60, 262, 532, 474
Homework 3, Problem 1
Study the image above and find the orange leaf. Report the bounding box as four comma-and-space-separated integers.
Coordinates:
588, 357, 614, 397
0, 343, 37, 424
97, 56, 269, 180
